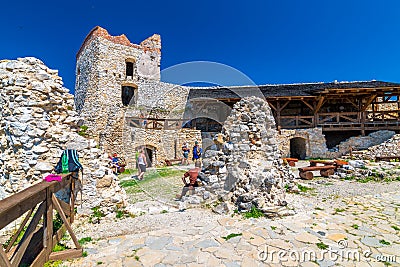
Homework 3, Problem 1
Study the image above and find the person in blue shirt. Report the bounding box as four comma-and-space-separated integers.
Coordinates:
192, 141, 202, 164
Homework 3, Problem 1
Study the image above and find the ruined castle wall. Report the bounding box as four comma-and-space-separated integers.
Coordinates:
75, 28, 191, 159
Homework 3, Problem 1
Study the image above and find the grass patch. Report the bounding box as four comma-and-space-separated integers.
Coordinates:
52, 243, 68, 252
222, 233, 242, 240
271, 226, 277, 230
391, 225, 400, 231
314, 207, 324, 211
334, 208, 345, 214
316, 242, 329, 250
89, 206, 105, 223
78, 237, 93, 246
44, 260, 63, 267
78, 125, 88, 136
297, 184, 314, 192
351, 224, 359, 229
243, 206, 264, 219
379, 239, 391, 245
82, 251, 88, 257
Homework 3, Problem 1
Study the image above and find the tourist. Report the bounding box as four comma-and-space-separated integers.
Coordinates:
192, 141, 202, 164
111, 153, 120, 174
137, 149, 147, 180
181, 143, 190, 165
134, 148, 141, 178
175, 161, 202, 200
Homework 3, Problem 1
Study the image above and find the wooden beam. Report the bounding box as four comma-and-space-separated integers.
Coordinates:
52, 195, 81, 249
49, 249, 83, 261
5, 209, 33, 253
11, 202, 45, 267
279, 100, 290, 111
361, 94, 377, 111
300, 100, 314, 111
0, 247, 11, 267
314, 96, 325, 113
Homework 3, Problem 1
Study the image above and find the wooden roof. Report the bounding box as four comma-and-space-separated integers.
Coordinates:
188, 80, 400, 100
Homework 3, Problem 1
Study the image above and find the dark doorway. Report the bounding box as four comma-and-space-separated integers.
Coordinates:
290, 137, 306, 159
121, 86, 136, 106
145, 147, 153, 167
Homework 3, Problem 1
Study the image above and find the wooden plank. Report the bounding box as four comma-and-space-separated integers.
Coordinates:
30, 249, 47, 267
314, 96, 325, 113
11, 202, 45, 267
49, 249, 83, 261
11, 228, 40, 267
299, 166, 336, 172
52, 194, 81, 249
44, 188, 53, 263
5, 208, 33, 253
0, 247, 11, 267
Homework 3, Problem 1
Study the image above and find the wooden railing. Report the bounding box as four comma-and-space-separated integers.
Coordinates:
280, 115, 314, 128
125, 117, 189, 130
0, 174, 82, 267
317, 112, 360, 125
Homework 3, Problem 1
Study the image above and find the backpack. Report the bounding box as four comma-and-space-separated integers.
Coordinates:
55, 149, 83, 174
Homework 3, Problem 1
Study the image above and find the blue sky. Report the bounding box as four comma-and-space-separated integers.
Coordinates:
1, 0, 400, 92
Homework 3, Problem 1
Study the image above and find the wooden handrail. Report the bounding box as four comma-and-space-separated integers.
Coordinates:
0, 173, 82, 266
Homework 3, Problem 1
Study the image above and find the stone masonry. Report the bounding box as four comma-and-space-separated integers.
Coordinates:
0, 57, 126, 214
74, 26, 199, 164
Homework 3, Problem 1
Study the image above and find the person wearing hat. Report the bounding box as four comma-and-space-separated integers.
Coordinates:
192, 141, 202, 164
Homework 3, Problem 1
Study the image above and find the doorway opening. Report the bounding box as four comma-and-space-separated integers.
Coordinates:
290, 137, 306, 159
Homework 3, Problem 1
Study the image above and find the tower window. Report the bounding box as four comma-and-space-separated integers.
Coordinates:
126, 62, 134, 77
122, 86, 137, 106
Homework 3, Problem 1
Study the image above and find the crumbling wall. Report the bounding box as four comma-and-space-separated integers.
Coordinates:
181, 97, 295, 216
74, 27, 190, 159
0, 57, 126, 212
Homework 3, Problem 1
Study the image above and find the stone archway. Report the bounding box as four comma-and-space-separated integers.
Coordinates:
290, 137, 306, 159
135, 144, 157, 167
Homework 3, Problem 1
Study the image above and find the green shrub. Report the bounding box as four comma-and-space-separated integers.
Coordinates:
243, 206, 264, 219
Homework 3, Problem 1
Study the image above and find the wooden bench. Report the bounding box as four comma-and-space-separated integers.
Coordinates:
309, 160, 334, 166
283, 158, 299, 167
375, 156, 400, 162
298, 165, 336, 180
165, 159, 182, 166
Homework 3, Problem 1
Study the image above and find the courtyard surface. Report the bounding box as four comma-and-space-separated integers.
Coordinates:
63, 165, 400, 267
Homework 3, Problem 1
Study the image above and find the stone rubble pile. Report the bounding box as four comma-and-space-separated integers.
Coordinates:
353, 134, 400, 160
181, 97, 295, 216
327, 130, 395, 157
0, 57, 126, 214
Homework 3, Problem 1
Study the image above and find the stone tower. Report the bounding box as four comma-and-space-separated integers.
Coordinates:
74, 26, 161, 153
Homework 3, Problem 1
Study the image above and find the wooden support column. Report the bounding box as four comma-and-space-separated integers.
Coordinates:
276, 101, 281, 129
314, 96, 325, 126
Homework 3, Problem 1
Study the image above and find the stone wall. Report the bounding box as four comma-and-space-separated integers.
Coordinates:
278, 128, 328, 159
181, 97, 295, 216
0, 57, 126, 212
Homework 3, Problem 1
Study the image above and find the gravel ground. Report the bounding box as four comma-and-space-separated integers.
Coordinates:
71, 175, 400, 242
